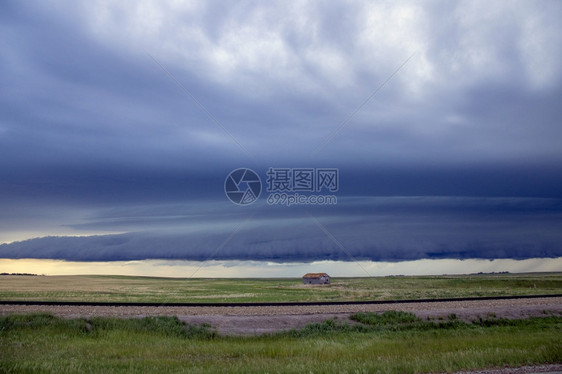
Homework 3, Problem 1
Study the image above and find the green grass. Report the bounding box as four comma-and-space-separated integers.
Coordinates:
1, 312, 560, 373
1, 272, 561, 303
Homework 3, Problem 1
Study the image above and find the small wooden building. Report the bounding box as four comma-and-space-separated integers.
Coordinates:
302, 273, 331, 285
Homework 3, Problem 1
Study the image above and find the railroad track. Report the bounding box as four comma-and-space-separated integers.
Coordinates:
1, 294, 561, 307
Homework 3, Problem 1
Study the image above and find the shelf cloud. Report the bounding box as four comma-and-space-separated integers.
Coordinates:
2, 197, 560, 262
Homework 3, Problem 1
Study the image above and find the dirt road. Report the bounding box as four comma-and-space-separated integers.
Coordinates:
2, 296, 560, 335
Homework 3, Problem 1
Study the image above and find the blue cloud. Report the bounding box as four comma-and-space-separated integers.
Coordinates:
1, 197, 561, 262
1, 1, 561, 265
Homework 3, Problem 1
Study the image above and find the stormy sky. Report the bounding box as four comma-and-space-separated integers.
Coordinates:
1, 1, 561, 274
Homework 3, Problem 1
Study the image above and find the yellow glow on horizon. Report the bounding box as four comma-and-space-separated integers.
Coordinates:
1, 258, 561, 278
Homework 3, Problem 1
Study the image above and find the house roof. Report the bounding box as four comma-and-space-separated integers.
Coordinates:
302, 273, 330, 279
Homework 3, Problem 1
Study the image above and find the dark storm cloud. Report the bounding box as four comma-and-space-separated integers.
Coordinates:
1, 197, 561, 262
1, 1, 562, 264
0, 3, 243, 172
2, 1, 561, 178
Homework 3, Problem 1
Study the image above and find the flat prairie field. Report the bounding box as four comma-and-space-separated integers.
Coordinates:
1, 274, 561, 373
0, 272, 561, 303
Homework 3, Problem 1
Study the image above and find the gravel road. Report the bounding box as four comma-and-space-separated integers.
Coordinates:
1, 297, 560, 335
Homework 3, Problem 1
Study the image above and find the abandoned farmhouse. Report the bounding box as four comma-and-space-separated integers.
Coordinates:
302, 273, 331, 284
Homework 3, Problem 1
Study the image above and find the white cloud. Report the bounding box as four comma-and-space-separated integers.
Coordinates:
55, 0, 559, 102
518, 8, 562, 89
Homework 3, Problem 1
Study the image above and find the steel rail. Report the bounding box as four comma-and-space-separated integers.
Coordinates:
1, 294, 561, 307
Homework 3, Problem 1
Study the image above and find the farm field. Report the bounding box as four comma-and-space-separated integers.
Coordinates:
0, 312, 560, 373
1, 274, 561, 373
0, 272, 561, 303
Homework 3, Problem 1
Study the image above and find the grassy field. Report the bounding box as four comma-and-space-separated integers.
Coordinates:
0, 273, 561, 303
0, 312, 560, 373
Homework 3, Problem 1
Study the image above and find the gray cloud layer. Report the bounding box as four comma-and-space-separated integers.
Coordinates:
2, 197, 560, 262
1, 1, 561, 263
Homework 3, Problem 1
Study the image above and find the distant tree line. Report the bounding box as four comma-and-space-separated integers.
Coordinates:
0, 273, 38, 276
